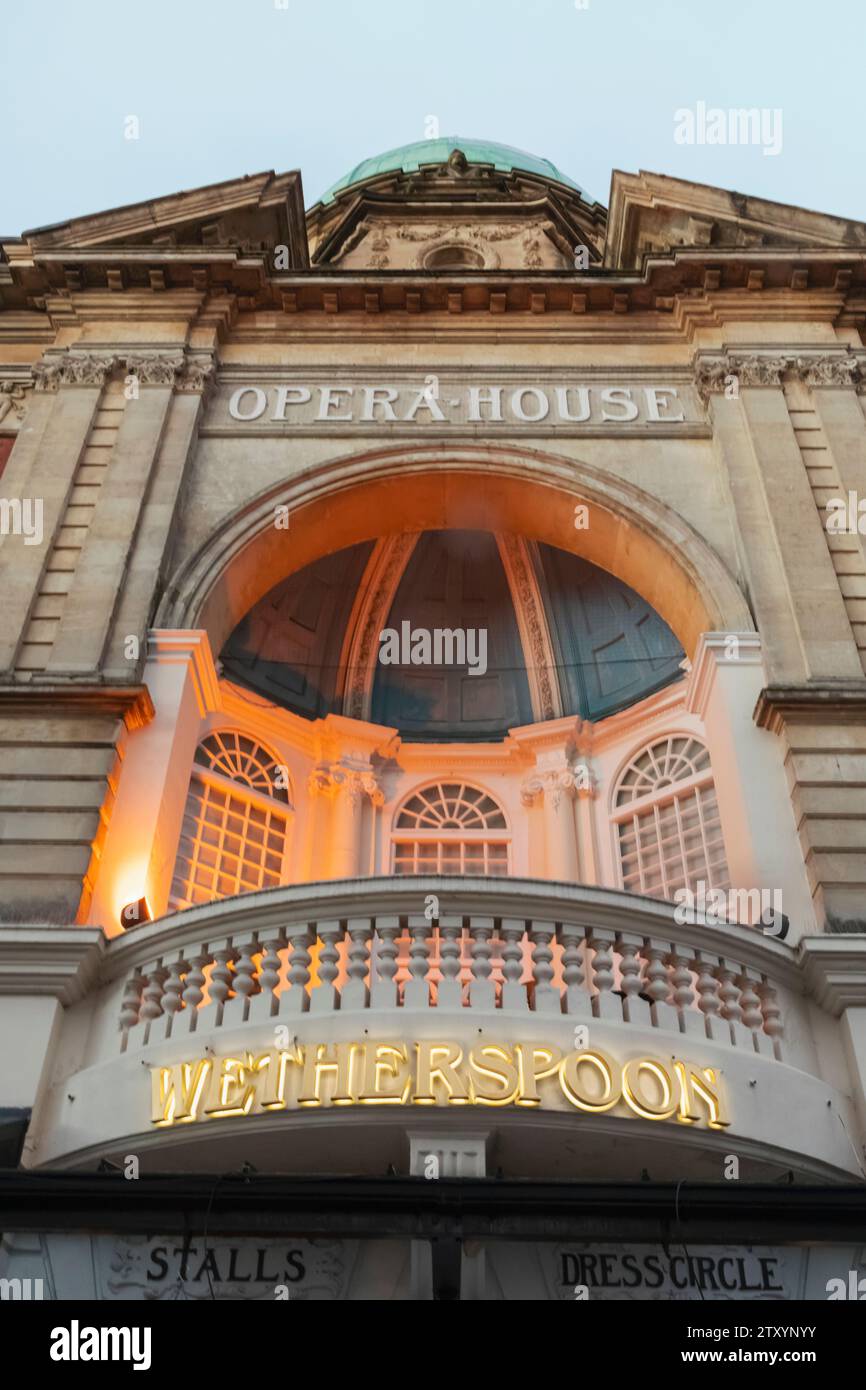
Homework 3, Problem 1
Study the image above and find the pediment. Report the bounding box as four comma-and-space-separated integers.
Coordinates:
310, 188, 606, 269
18, 170, 309, 266
606, 170, 866, 270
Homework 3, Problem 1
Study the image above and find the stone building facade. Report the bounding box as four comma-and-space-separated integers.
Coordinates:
1, 137, 866, 1300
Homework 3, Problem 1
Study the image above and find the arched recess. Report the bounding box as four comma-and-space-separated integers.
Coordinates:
156, 444, 753, 660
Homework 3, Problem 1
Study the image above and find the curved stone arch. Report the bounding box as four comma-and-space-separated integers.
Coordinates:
156, 443, 753, 661
390, 775, 511, 833
606, 728, 724, 898
606, 727, 713, 820
387, 775, 513, 876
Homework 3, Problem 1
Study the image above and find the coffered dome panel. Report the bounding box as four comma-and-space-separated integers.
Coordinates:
220, 529, 684, 741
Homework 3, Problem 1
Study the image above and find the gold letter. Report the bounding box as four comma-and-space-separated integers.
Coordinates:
515, 1044, 563, 1107
298, 1043, 357, 1107
414, 1042, 470, 1104
358, 1043, 411, 1104
622, 1058, 678, 1121
559, 1050, 620, 1113
674, 1061, 731, 1129
203, 1056, 255, 1118
468, 1044, 520, 1106
150, 1059, 212, 1126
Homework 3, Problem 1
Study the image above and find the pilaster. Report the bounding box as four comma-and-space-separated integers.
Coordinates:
84, 630, 220, 931
686, 632, 816, 937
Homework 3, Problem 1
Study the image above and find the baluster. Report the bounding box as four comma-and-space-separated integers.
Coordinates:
617, 932, 650, 1026
280, 923, 314, 1016
530, 919, 561, 1014
436, 916, 463, 1009
138, 962, 168, 1044
222, 932, 259, 1026
342, 918, 373, 1009
249, 928, 287, 1021
181, 947, 209, 1034
500, 919, 529, 1012
558, 922, 590, 1018
468, 917, 496, 1010
668, 945, 702, 1038
588, 928, 620, 1021
403, 915, 432, 1009
150, 950, 189, 1041
691, 949, 726, 1042
310, 920, 342, 1014
370, 916, 401, 1009
716, 957, 749, 1048
200, 939, 236, 1030
640, 939, 679, 1033
738, 967, 773, 1056
757, 977, 784, 1060
119, 969, 145, 1050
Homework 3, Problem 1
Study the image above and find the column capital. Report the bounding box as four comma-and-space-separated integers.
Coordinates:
521, 763, 591, 808
33, 351, 117, 391
695, 349, 866, 404
694, 351, 789, 403
309, 763, 383, 805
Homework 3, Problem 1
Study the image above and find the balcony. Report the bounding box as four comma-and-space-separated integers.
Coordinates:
7, 875, 861, 1180
113, 876, 791, 1061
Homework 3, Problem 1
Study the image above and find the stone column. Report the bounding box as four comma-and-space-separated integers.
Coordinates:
687, 631, 816, 935
83, 630, 220, 930
45, 354, 184, 675
521, 759, 580, 881
310, 765, 382, 879
408, 1133, 488, 1300
573, 768, 600, 885
697, 351, 863, 684
0, 927, 104, 1164
0, 356, 110, 674
801, 939, 866, 1160
102, 358, 213, 680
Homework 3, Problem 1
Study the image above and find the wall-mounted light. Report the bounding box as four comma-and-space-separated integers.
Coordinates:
120, 897, 152, 931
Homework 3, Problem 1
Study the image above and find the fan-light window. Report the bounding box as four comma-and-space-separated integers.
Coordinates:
169, 733, 291, 910
612, 735, 729, 901
392, 781, 509, 876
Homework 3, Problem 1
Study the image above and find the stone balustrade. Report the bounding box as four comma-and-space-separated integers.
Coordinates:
110, 877, 794, 1061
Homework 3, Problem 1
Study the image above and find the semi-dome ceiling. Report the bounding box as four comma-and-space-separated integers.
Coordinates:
220, 530, 684, 742
316, 136, 588, 206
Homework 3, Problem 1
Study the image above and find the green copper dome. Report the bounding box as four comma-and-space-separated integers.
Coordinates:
316, 136, 587, 205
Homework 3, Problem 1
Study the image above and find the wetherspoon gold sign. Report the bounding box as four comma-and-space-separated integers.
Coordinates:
150, 1041, 729, 1130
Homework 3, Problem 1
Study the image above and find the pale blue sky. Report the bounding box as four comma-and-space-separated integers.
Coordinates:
3, 0, 864, 233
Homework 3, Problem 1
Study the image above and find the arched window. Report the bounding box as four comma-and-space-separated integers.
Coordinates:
392, 781, 509, 876
612, 735, 728, 901
169, 732, 291, 910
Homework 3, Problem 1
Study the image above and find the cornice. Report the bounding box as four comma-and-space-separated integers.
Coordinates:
3, 245, 865, 332
754, 682, 866, 732
799, 936, 866, 1016
0, 927, 105, 1002
0, 685, 154, 730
